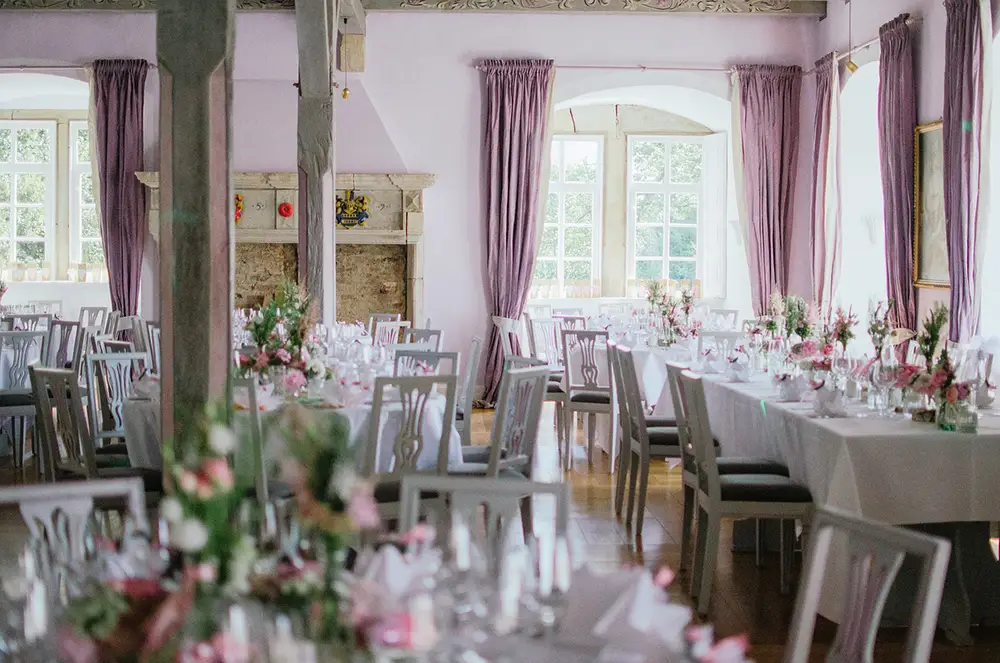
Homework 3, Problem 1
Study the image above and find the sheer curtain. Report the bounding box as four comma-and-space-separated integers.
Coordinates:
979, 34, 1000, 340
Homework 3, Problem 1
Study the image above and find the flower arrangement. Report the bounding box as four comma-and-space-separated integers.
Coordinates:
237, 282, 322, 388
832, 307, 858, 351
868, 300, 895, 354
916, 302, 949, 369
899, 352, 972, 404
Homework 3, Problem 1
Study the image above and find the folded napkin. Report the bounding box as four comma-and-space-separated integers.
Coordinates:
812, 382, 848, 417
774, 374, 808, 402
725, 360, 751, 383
353, 542, 441, 602
130, 375, 160, 400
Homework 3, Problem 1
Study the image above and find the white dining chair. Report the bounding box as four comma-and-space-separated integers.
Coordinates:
491, 315, 522, 359
599, 302, 631, 317
455, 336, 483, 447
553, 314, 586, 330
363, 374, 458, 521
0, 478, 148, 564
2, 313, 52, 332
372, 320, 411, 347
552, 307, 584, 317
0, 330, 47, 468
86, 351, 151, 452
393, 350, 460, 377
783, 507, 951, 663
521, 311, 537, 358
528, 318, 563, 366
709, 309, 740, 330
404, 328, 444, 351
78, 306, 108, 330
45, 320, 80, 369
680, 371, 813, 615
697, 330, 746, 357
368, 313, 402, 336
399, 474, 571, 572
103, 310, 122, 337
525, 304, 552, 319
26, 300, 63, 316
560, 328, 614, 471
145, 321, 162, 375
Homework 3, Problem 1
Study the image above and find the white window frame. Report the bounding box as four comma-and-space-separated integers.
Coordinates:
536, 134, 604, 299
626, 134, 727, 298
0, 120, 57, 271
69, 120, 100, 266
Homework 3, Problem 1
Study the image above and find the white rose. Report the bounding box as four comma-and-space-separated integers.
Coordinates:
159, 497, 183, 523
208, 424, 237, 455
171, 519, 209, 553
327, 464, 358, 502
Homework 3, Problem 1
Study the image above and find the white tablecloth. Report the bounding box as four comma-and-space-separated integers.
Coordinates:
122, 396, 464, 476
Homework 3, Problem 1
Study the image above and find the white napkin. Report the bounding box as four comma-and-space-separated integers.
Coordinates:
355, 544, 441, 600
725, 360, 751, 383
812, 383, 848, 417
774, 374, 808, 402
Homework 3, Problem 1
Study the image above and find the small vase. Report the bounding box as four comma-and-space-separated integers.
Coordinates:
937, 400, 978, 433
307, 376, 326, 399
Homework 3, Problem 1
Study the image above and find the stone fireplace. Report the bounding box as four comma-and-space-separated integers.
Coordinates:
136, 172, 434, 323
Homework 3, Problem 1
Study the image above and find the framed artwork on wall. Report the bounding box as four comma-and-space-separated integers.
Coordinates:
913, 120, 949, 289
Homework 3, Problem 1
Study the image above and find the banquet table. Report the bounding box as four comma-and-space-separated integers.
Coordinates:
122, 390, 464, 477
693, 372, 1000, 642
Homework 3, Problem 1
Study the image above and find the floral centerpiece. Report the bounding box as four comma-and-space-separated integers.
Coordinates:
897, 351, 977, 431
916, 302, 948, 370
831, 307, 858, 352
868, 300, 894, 356
645, 282, 699, 346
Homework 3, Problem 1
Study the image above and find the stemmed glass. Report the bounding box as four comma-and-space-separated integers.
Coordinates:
831, 346, 852, 392
870, 355, 898, 417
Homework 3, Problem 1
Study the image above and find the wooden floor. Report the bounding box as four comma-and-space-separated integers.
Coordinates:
2, 406, 999, 662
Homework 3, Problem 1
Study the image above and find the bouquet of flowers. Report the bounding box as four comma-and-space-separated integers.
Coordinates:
901, 351, 973, 405
916, 303, 948, 369
868, 300, 894, 354
832, 307, 858, 351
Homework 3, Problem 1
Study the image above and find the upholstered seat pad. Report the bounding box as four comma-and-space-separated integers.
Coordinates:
373, 480, 439, 504
718, 474, 812, 503
0, 394, 34, 407
448, 465, 526, 479
569, 390, 610, 404
716, 457, 790, 476
460, 446, 510, 464
631, 416, 678, 432
546, 383, 565, 394
95, 443, 130, 456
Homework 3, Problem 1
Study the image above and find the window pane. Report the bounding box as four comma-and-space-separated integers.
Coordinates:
563, 141, 599, 184
16, 174, 45, 204
669, 261, 696, 281
670, 193, 698, 225
0, 129, 10, 162
635, 260, 663, 280
0, 207, 8, 236
545, 193, 558, 225
635, 226, 664, 257
16, 207, 46, 238
565, 260, 591, 281
16, 128, 51, 163
0, 174, 8, 203
635, 193, 665, 225
0, 240, 9, 265
631, 140, 665, 183
564, 227, 592, 258
81, 174, 95, 205
16, 241, 44, 262
76, 128, 91, 164
564, 193, 593, 225
549, 143, 561, 183
670, 142, 703, 184
82, 206, 101, 238
82, 241, 105, 266
534, 259, 557, 281
669, 227, 697, 258
538, 227, 558, 258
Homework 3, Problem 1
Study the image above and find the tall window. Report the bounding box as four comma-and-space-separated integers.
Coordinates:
0, 121, 55, 268
533, 136, 603, 299
628, 136, 703, 285
836, 62, 887, 331
0, 117, 101, 279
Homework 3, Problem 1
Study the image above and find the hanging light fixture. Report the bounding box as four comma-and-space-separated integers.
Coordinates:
341, 18, 352, 99
845, 0, 859, 73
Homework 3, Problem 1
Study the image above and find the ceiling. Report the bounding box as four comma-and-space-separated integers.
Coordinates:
0, 0, 826, 18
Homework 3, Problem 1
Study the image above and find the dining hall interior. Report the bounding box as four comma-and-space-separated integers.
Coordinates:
0, 0, 999, 661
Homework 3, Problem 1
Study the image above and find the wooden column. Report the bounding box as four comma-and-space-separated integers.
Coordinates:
296, 0, 340, 327
157, 0, 235, 444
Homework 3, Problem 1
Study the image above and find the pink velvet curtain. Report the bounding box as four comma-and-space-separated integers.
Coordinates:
877, 15, 918, 330
944, 0, 988, 341
810, 53, 841, 311
481, 59, 554, 403
92, 59, 149, 316
736, 65, 802, 315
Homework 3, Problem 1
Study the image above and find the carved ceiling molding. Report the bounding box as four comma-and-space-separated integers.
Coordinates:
0, 0, 825, 14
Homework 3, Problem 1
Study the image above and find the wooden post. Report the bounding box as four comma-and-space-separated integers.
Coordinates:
296, 0, 339, 327
157, 0, 235, 446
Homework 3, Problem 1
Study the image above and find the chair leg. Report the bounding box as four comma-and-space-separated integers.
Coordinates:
780, 518, 795, 595
586, 413, 596, 466
680, 483, 695, 571
625, 450, 639, 527
607, 411, 618, 476
756, 518, 764, 567
697, 508, 721, 615
12, 417, 23, 469
563, 406, 574, 472
635, 454, 650, 538
520, 495, 534, 540
691, 504, 708, 599
554, 402, 563, 450
614, 436, 631, 518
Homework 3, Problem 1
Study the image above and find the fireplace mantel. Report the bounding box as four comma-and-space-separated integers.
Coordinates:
136, 171, 434, 324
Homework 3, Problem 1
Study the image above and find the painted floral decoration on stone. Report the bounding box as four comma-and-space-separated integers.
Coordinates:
234, 193, 245, 224
278, 202, 294, 218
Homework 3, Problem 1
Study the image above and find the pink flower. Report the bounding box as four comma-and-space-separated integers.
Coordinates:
195, 478, 213, 500
399, 524, 434, 546
930, 369, 949, 389
283, 369, 307, 393
177, 470, 198, 495
368, 612, 418, 649
348, 484, 380, 530
701, 633, 750, 662
821, 343, 834, 357
194, 563, 217, 583
210, 632, 254, 663
946, 384, 959, 404
254, 352, 268, 370
653, 566, 675, 588
203, 458, 234, 490
275, 348, 292, 364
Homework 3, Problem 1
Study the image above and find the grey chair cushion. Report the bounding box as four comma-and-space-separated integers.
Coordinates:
569, 390, 610, 404
631, 416, 678, 431
716, 457, 790, 476
461, 446, 510, 464
719, 474, 812, 503
0, 394, 34, 407
646, 426, 681, 446
455, 408, 465, 422
96, 455, 132, 469
374, 481, 443, 504
449, 465, 526, 480
95, 443, 130, 456
546, 383, 565, 394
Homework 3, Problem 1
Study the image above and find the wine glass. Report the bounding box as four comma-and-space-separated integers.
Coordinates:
870, 360, 898, 416
832, 347, 852, 391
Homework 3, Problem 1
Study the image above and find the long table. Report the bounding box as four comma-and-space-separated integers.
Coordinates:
695, 374, 1000, 643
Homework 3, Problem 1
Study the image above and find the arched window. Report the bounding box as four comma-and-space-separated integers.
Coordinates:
836, 62, 888, 345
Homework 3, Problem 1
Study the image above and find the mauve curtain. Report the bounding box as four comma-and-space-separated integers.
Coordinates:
481, 59, 555, 403
877, 15, 918, 331
811, 53, 841, 311
735, 65, 802, 315
92, 59, 149, 316
944, 0, 992, 341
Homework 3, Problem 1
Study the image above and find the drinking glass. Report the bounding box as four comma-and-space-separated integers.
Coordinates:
870, 360, 898, 416
832, 348, 852, 391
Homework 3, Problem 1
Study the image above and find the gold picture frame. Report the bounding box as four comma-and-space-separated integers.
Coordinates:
913, 120, 949, 289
